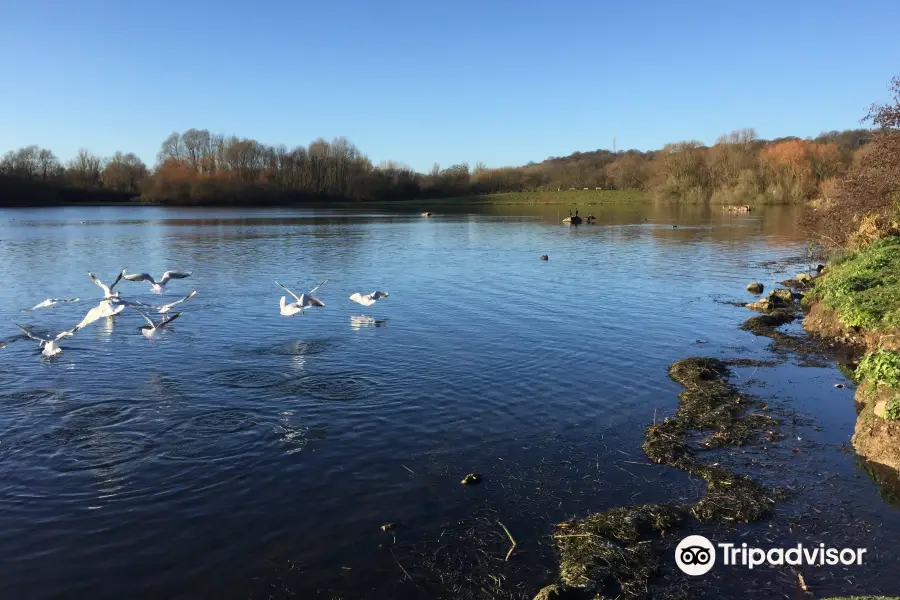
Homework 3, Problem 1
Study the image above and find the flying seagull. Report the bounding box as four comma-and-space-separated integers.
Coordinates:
24, 297, 80, 311
276, 280, 327, 316
74, 298, 130, 331
124, 270, 192, 294
154, 289, 197, 314
349, 291, 389, 307
13, 322, 79, 357
130, 290, 197, 314
135, 308, 182, 342
89, 269, 126, 299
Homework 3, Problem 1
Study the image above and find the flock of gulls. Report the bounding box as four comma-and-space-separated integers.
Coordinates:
5, 269, 389, 358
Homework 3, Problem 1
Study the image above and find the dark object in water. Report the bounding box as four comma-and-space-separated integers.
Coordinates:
540, 255, 549, 261
747, 281, 764, 294
381, 523, 397, 532
562, 209, 583, 225
461, 473, 481, 485
835, 383, 845, 389
672, 225, 678, 228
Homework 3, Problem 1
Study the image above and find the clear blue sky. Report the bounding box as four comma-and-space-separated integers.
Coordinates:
1, 0, 897, 172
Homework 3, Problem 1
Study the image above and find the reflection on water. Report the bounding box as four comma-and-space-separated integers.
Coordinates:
349, 315, 388, 329
0, 203, 897, 599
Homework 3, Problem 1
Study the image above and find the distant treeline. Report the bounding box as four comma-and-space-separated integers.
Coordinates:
0, 127, 875, 206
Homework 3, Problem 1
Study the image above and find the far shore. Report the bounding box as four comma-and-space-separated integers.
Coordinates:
0, 189, 807, 210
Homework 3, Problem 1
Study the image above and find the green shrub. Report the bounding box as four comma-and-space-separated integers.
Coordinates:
885, 395, 900, 420
857, 351, 900, 388
804, 236, 900, 329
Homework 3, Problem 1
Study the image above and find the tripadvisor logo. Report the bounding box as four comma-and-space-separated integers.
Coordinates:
675, 535, 867, 576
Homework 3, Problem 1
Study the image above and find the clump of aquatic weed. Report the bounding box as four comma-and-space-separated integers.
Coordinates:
555, 504, 686, 597
739, 299, 838, 367
543, 358, 781, 599
739, 309, 797, 335
643, 358, 776, 521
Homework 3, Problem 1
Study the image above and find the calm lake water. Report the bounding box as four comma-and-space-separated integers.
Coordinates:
1, 203, 898, 599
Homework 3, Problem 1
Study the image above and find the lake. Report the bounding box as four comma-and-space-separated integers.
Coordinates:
1, 203, 897, 599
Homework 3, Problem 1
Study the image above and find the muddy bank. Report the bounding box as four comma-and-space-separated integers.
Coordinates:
800, 236, 900, 475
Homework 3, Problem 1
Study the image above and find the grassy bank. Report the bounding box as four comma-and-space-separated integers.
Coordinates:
422, 190, 647, 206
802, 236, 900, 471
0, 189, 649, 209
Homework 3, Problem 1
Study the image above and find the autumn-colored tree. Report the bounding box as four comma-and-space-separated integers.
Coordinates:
802, 76, 900, 248
101, 152, 148, 193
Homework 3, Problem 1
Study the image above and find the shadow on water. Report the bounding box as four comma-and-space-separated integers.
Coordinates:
859, 457, 900, 509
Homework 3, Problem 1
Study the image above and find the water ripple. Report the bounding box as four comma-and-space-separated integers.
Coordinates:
203, 368, 291, 389
277, 372, 376, 403
158, 409, 262, 462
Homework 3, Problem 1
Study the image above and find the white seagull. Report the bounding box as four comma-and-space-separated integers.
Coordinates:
13, 322, 79, 357
24, 297, 80, 311
276, 280, 327, 316
135, 289, 198, 314
124, 270, 192, 294
349, 291, 389, 307
74, 298, 130, 331
88, 269, 126, 299
136, 308, 182, 342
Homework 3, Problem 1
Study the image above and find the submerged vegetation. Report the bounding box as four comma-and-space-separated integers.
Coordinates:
541, 358, 779, 598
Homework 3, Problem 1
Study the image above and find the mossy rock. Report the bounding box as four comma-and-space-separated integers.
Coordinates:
770, 288, 795, 303
746, 281, 764, 294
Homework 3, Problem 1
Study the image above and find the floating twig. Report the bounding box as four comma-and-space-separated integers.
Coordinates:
497, 520, 517, 561
390, 547, 411, 582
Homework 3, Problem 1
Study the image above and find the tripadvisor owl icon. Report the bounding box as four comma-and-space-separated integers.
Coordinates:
675, 535, 716, 576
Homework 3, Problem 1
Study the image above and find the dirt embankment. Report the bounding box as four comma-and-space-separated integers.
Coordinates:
800, 236, 900, 472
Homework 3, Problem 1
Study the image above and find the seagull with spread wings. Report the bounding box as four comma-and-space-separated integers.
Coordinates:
88, 269, 126, 299
124, 270, 192, 294
24, 297, 80, 311
135, 308, 182, 342
276, 280, 327, 316
349, 291, 389, 307
13, 322, 80, 357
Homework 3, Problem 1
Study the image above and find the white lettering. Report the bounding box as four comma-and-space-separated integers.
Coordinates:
839, 549, 856, 565
748, 548, 766, 569
718, 543, 734, 565
857, 548, 867, 564
766, 548, 784, 565
785, 546, 802, 566
803, 546, 819, 565
826, 548, 840, 565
